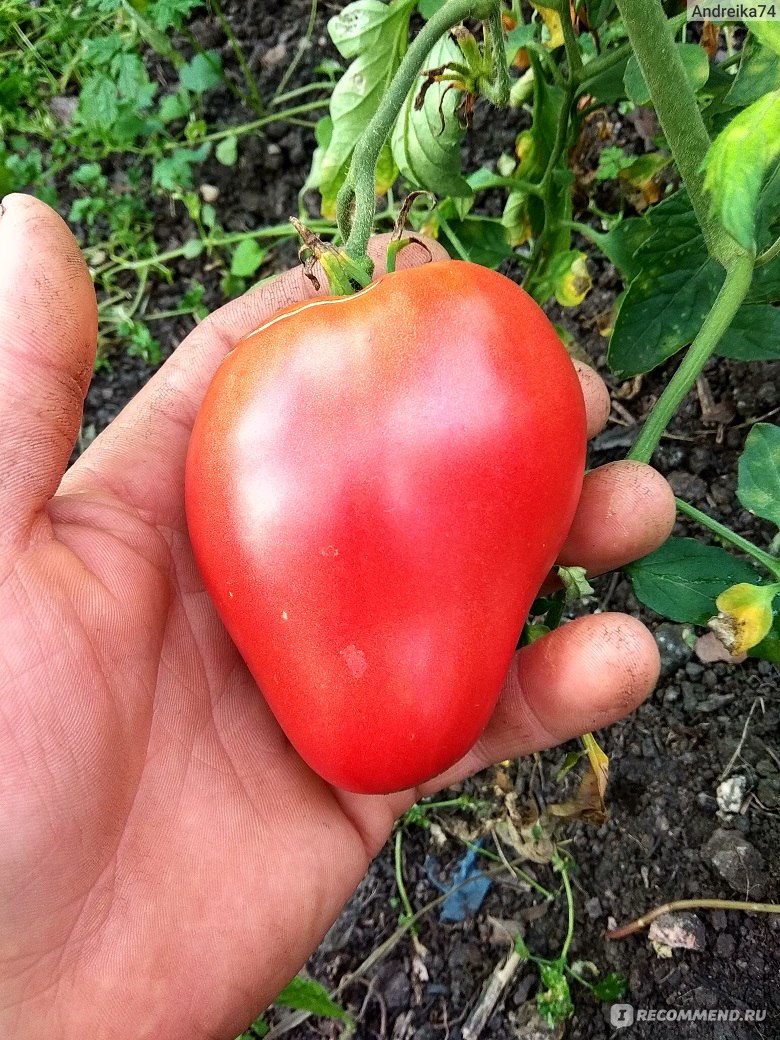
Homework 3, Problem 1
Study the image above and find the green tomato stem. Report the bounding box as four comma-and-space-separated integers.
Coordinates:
614, 0, 741, 268
756, 231, 780, 268
674, 497, 780, 580
554, 0, 582, 76
336, 0, 505, 273
393, 830, 417, 935
556, 854, 576, 964
573, 13, 687, 89
627, 253, 754, 464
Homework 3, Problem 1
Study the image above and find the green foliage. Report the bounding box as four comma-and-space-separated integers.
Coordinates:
274, 976, 351, 1020
624, 43, 709, 106
737, 424, 780, 528
626, 539, 762, 625
313, 0, 416, 217
703, 90, 780, 251
236, 977, 351, 1039
390, 34, 471, 200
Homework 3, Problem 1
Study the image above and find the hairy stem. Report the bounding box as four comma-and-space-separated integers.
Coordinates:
615, 0, 737, 266
337, 0, 503, 271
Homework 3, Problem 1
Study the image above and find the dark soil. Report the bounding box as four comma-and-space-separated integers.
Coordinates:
73, 3, 779, 1037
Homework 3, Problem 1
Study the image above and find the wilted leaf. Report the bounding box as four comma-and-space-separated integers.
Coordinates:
316, 0, 416, 217
390, 35, 471, 199
708, 582, 779, 655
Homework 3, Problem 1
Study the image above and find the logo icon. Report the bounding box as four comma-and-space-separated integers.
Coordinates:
610, 1004, 635, 1029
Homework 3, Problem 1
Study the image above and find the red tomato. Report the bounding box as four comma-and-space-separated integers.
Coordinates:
186, 261, 586, 794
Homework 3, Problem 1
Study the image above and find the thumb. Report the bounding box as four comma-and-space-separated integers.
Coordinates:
0, 194, 97, 548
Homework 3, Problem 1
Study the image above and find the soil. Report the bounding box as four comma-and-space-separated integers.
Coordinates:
71, 2, 779, 1037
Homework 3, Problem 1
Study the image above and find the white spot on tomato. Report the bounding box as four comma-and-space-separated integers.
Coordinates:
340, 644, 367, 679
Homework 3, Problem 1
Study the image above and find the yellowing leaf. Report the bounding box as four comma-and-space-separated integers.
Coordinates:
550, 250, 592, 307
702, 89, 780, 251
708, 582, 780, 655
548, 733, 609, 826
531, 2, 564, 49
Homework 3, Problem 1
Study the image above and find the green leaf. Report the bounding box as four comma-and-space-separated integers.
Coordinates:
593, 972, 628, 1002
78, 73, 119, 131
737, 423, 780, 528
274, 977, 350, 1020
745, 20, 780, 57
150, 0, 203, 30
537, 964, 574, 1027
181, 239, 204, 259
230, 239, 267, 277
717, 305, 780, 361
180, 51, 223, 93
586, 0, 617, 28
588, 216, 653, 283
504, 23, 537, 65
317, 0, 415, 217
608, 191, 725, 377
624, 44, 710, 106
703, 89, 780, 252
579, 51, 630, 105
83, 33, 123, 66
215, 136, 238, 166
626, 537, 763, 625
390, 35, 471, 199
724, 35, 780, 108
151, 143, 210, 191
418, 0, 447, 17
437, 212, 513, 268
749, 612, 780, 663
159, 90, 190, 123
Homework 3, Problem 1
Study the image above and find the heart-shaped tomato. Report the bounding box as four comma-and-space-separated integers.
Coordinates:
186, 260, 586, 793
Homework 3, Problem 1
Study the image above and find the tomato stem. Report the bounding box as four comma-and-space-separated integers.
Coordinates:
335, 0, 507, 279
674, 497, 780, 581
614, 0, 743, 269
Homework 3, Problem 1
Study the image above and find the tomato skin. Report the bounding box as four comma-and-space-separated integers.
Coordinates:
185, 261, 586, 794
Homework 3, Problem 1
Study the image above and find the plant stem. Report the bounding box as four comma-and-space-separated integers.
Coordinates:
574, 13, 687, 89
163, 99, 329, 150
607, 898, 780, 940
756, 231, 780, 268
97, 221, 334, 278
614, 0, 737, 267
337, 0, 502, 270
555, 0, 582, 76
274, 0, 319, 101
627, 253, 754, 464
210, 0, 264, 114
675, 498, 780, 579
394, 830, 417, 935
557, 856, 576, 963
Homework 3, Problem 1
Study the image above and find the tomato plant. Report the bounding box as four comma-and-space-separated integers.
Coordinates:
186, 261, 586, 792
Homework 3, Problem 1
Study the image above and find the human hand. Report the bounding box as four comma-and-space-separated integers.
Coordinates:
0, 194, 674, 1039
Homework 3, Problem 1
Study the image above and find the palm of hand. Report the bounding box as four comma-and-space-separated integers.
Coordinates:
5, 488, 379, 1039
0, 196, 672, 1040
